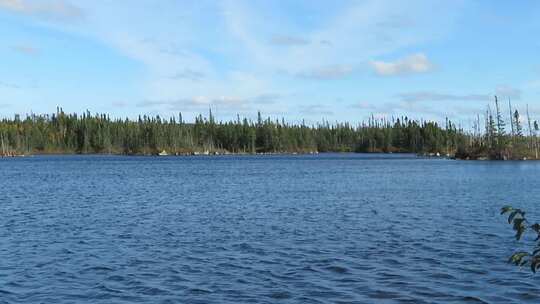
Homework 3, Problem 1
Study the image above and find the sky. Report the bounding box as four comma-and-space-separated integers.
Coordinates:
1, 0, 540, 125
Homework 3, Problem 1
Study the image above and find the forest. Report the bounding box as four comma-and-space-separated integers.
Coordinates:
0, 96, 538, 159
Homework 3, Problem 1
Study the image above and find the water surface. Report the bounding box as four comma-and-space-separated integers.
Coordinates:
1, 154, 540, 303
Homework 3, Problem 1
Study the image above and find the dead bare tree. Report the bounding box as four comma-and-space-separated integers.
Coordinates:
509, 99, 515, 143
526, 104, 533, 153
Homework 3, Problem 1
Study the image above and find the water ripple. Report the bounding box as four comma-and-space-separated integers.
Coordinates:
2, 154, 540, 303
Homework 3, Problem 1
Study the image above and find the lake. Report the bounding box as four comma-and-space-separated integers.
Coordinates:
1, 154, 540, 303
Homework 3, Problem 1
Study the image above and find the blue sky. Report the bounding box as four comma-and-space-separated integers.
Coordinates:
1, 0, 540, 125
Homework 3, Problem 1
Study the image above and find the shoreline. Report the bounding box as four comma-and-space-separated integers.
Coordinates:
3, 150, 538, 160
2, 150, 447, 159
2, 150, 322, 158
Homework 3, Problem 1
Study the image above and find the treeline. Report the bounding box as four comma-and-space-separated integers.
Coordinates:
0, 108, 467, 156
457, 96, 540, 160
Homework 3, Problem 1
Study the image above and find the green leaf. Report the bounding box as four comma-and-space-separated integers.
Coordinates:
501, 206, 540, 273
509, 252, 529, 265
516, 228, 525, 240
508, 209, 523, 224
513, 218, 526, 231
513, 218, 527, 240
501, 206, 513, 215
531, 257, 540, 273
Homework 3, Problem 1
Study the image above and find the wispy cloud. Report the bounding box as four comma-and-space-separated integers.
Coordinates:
495, 85, 521, 100
0, 0, 85, 21
11, 44, 39, 55
0, 81, 21, 89
111, 101, 128, 108
352, 101, 379, 110
298, 104, 333, 115
319, 40, 332, 46
222, 1, 459, 79
376, 15, 415, 29
398, 91, 490, 103
370, 53, 433, 76
269, 35, 309, 46
169, 69, 205, 82
298, 65, 354, 80
73, 0, 458, 116
352, 100, 462, 120
136, 92, 282, 111
252, 93, 281, 104
136, 100, 170, 108
0, 1, 467, 120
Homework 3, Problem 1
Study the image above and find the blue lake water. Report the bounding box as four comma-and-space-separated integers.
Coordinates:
1, 154, 540, 303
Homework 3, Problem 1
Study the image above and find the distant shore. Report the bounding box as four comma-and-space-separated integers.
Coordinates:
1, 149, 321, 158
1, 150, 456, 159
2, 103, 539, 161
0, 150, 538, 161
4, 151, 537, 161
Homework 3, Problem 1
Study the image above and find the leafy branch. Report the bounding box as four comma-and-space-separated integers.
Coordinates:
501, 206, 540, 272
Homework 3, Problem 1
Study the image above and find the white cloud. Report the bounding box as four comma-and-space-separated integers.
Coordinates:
222, 1, 460, 78
370, 53, 433, 76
